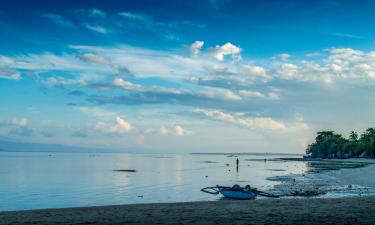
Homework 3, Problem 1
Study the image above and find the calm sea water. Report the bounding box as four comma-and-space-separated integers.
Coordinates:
0, 152, 306, 211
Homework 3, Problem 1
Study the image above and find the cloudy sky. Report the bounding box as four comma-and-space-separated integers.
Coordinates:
1, 0, 375, 153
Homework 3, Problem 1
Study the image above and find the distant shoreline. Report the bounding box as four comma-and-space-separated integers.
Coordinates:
1, 197, 375, 224
191, 152, 303, 156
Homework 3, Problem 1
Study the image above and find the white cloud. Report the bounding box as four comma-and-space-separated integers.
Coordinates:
175, 125, 190, 136
41, 14, 73, 27
268, 92, 280, 100
238, 90, 279, 100
333, 33, 365, 40
79, 53, 108, 64
192, 109, 286, 130
88, 9, 106, 18
275, 53, 291, 60
95, 116, 133, 133
11, 118, 28, 127
44, 76, 85, 87
0, 56, 15, 66
0, 69, 20, 80
210, 42, 242, 61
159, 126, 169, 135
242, 65, 267, 77
276, 63, 299, 79
190, 41, 204, 57
113, 78, 143, 91
238, 90, 264, 98
84, 24, 107, 34
0, 117, 28, 127
118, 12, 150, 23
6, 44, 375, 91
238, 117, 286, 130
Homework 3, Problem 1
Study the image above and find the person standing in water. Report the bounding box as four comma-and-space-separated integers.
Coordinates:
236, 158, 239, 172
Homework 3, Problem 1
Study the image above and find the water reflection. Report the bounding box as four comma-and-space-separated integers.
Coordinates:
0, 152, 307, 211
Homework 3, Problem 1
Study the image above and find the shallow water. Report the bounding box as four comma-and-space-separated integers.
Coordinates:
0, 152, 307, 211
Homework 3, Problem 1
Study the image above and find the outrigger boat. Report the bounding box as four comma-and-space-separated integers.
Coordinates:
201, 184, 278, 200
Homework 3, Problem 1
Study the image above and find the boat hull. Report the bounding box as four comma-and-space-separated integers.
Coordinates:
218, 187, 256, 200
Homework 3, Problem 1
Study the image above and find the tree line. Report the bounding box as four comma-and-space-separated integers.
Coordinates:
306, 128, 375, 158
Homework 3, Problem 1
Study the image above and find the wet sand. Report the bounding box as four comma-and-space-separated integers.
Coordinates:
332, 159, 375, 188
1, 197, 375, 225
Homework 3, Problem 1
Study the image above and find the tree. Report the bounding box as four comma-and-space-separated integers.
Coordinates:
306, 128, 375, 158
349, 131, 358, 142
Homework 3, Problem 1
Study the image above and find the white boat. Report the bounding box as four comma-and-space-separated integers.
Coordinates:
217, 185, 257, 200
201, 185, 257, 200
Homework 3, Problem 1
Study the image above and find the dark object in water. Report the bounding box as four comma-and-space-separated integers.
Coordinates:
201, 161, 219, 163
291, 190, 326, 196
113, 169, 137, 172
201, 184, 279, 199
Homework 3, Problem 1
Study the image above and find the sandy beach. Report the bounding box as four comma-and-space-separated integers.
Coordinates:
1, 197, 375, 225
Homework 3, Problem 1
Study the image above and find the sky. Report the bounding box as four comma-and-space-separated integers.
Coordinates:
1, 0, 375, 153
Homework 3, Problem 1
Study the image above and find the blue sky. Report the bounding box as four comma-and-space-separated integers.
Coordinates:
1, 0, 375, 153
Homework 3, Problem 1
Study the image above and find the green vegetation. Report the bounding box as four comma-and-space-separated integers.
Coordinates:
306, 128, 375, 158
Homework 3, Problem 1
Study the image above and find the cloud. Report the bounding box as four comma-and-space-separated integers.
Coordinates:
159, 126, 169, 135
44, 76, 85, 87
238, 90, 264, 98
0, 56, 14, 66
87, 84, 242, 108
175, 125, 190, 136
0, 69, 20, 80
84, 24, 107, 34
41, 14, 74, 27
192, 109, 286, 130
113, 78, 143, 91
190, 41, 204, 57
333, 33, 365, 39
276, 63, 299, 79
11, 118, 28, 126
267, 92, 280, 100
275, 53, 291, 60
1, 117, 34, 137
117, 12, 150, 23
88, 9, 106, 18
5, 43, 375, 119
242, 65, 267, 77
0, 117, 28, 127
79, 53, 108, 64
95, 116, 133, 133
6, 43, 375, 86
209, 42, 242, 61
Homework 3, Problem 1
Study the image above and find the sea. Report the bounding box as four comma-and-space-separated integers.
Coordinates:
0, 151, 306, 211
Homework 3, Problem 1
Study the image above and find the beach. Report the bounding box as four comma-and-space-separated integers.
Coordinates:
1, 197, 375, 225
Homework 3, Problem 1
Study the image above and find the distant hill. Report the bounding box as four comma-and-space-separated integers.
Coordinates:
0, 137, 116, 153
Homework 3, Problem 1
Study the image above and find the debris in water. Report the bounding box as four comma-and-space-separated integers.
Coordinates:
113, 169, 137, 172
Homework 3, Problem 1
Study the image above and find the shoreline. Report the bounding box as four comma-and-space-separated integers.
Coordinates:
267, 158, 375, 197
1, 197, 375, 224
